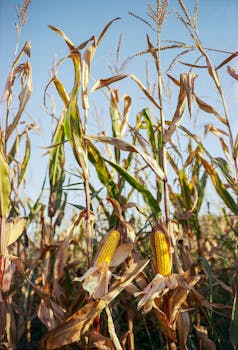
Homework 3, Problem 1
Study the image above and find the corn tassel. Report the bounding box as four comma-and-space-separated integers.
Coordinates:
154, 231, 171, 276
95, 230, 120, 267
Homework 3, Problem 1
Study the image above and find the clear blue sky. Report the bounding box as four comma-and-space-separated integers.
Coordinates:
1, 0, 238, 211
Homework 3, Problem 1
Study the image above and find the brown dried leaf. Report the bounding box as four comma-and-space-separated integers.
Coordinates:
216, 52, 238, 71
5, 62, 32, 141
168, 286, 188, 325
106, 306, 123, 350
227, 66, 238, 80
182, 72, 198, 118
164, 74, 187, 143
167, 73, 181, 87
85, 330, 115, 350
120, 95, 131, 136
195, 39, 221, 91
48, 25, 76, 51
194, 94, 227, 125
194, 324, 216, 350
89, 74, 127, 93
129, 74, 161, 110
154, 307, 177, 342
41, 260, 149, 349
177, 311, 190, 350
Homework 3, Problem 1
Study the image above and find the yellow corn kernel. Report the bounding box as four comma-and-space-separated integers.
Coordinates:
95, 230, 120, 267
154, 231, 171, 277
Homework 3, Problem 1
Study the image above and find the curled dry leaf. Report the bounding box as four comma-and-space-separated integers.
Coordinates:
194, 324, 216, 350
89, 75, 127, 94
40, 260, 149, 349
227, 66, 238, 80
194, 94, 227, 125
164, 74, 187, 143
177, 311, 190, 350
84, 330, 116, 350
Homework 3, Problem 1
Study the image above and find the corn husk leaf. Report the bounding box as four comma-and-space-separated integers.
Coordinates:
5, 217, 26, 248
40, 259, 149, 349
110, 243, 134, 267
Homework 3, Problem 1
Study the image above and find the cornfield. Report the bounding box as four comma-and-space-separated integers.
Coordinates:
0, 1, 238, 349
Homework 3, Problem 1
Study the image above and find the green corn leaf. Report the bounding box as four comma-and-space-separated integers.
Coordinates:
200, 157, 238, 215
197, 170, 208, 212
27, 175, 46, 226
141, 108, 157, 160
110, 90, 121, 162
106, 159, 161, 214
48, 118, 65, 217
178, 170, 192, 210
85, 134, 166, 181
8, 134, 21, 164
18, 132, 31, 186
0, 139, 10, 218
54, 76, 70, 106
87, 140, 118, 199
69, 100, 88, 180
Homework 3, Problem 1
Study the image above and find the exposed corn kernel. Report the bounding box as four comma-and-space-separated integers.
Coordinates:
95, 230, 120, 267
154, 231, 171, 276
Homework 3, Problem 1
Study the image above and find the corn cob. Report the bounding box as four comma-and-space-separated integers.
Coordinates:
154, 231, 171, 276
95, 230, 120, 267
